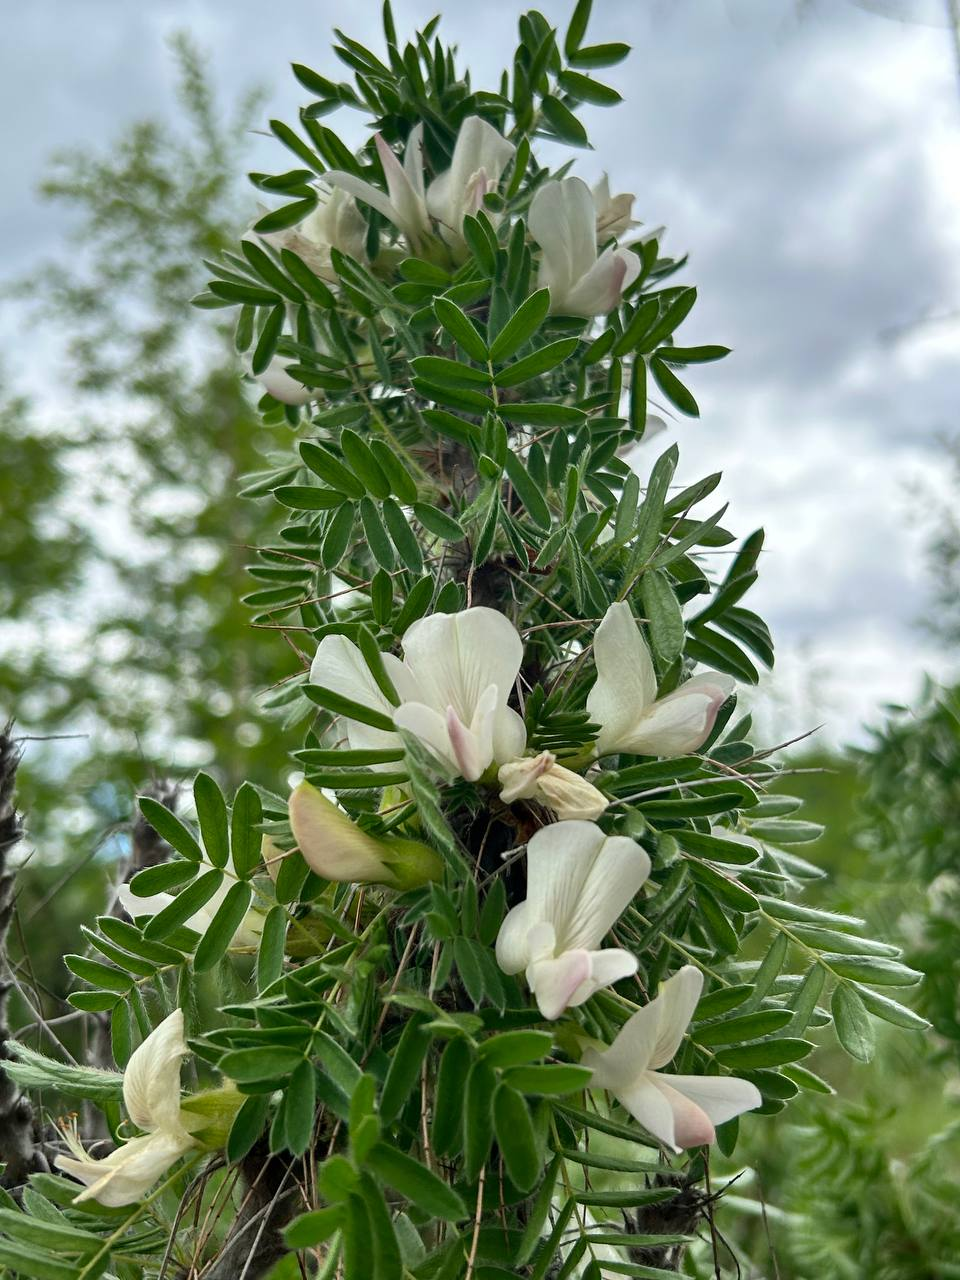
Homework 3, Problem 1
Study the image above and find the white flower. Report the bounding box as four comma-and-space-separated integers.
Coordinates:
530, 177, 641, 317
587, 602, 734, 758
592, 175, 637, 241
259, 186, 368, 283
310, 607, 526, 782
325, 124, 431, 250
56, 1011, 201, 1206
581, 966, 761, 1151
495, 821, 650, 1020
426, 116, 515, 252
288, 780, 442, 888
118, 849, 264, 951
498, 751, 609, 821
326, 117, 514, 255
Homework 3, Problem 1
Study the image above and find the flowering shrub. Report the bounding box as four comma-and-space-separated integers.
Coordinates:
0, 5, 925, 1277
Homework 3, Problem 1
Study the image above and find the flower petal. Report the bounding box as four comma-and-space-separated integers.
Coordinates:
528, 949, 593, 1020
393, 701, 458, 774
612, 1072, 679, 1149
648, 1077, 714, 1150
520, 820, 607, 933
566, 947, 639, 1009
122, 1010, 189, 1134
581, 999, 661, 1088
400, 607, 523, 734
495, 900, 538, 974
322, 170, 400, 227
256, 357, 315, 405
117, 884, 173, 921
658, 1072, 762, 1134
625, 673, 736, 757
310, 633, 404, 757
530, 177, 598, 307
562, 246, 638, 317
647, 965, 704, 1069
289, 781, 394, 883
561, 834, 651, 952
587, 603, 657, 757
58, 1130, 193, 1207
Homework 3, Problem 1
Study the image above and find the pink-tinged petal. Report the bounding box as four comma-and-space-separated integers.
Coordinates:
562, 248, 629, 317
392, 701, 458, 774
123, 1010, 188, 1134
445, 704, 484, 781
626, 674, 736, 758
566, 947, 639, 1008
649, 1077, 715, 1149
587, 602, 658, 757
647, 966, 704, 1069
660, 1072, 763, 1131
528, 949, 593, 1020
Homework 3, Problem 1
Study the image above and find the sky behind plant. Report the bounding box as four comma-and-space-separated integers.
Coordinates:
2, 0, 958, 745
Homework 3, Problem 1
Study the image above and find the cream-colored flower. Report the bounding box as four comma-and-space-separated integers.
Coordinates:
587, 602, 734, 758
495, 821, 649, 1020
582, 966, 761, 1151
530, 177, 641, 316
498, 751, 608, 820
310, 607, 526, 783
56, 1011, 201, 1206
592, 174, 637, 241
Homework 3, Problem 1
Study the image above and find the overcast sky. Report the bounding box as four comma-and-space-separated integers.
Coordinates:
2, 0, 958, 748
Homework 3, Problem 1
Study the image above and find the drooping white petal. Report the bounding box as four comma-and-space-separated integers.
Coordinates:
581, 1001, 661, 1087
648, 1077, 716, 1150
621, 673, 735, 758
587, 602, 657, 756
647, 966, 704, 1069
375, 128, 430, 244
122, 1010, 189, 1135
498, 752, 609, 820
57, 1129, 194, 1208
658, 1072, 762, 1135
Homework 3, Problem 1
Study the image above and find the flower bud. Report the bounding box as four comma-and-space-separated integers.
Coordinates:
288, 781, 443, 890
498, 751, 609, 821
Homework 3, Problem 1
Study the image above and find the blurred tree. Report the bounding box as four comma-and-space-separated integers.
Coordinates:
0, 36, 299, 873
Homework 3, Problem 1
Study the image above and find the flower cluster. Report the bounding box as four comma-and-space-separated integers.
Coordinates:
295, 602, 760, 1149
